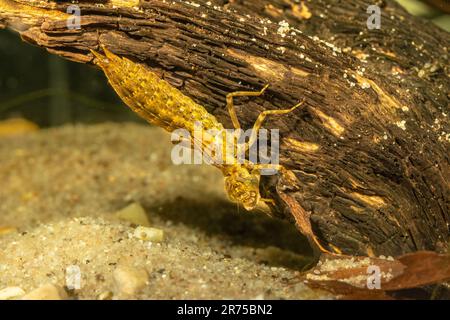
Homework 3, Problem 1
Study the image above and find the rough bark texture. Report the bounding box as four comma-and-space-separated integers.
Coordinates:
1, 0, 449, 257
424, 0, 450, 13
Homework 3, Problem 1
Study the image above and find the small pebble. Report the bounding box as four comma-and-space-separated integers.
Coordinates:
115, 202, 150, 227
113, 266, 148, 296
0, 226, 17, 236
22, 284, 67, 300
133, 226, 164, 242
0, 287, 25, 300
97, 290, 113, 300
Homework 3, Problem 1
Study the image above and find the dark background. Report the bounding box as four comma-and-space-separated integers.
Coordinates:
0, 32, 143, 127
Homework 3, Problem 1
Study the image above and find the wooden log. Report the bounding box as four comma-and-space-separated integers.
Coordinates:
0, 0, 448, 257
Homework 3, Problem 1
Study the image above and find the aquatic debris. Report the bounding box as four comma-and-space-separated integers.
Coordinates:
303, 251, 450, 299
0, 118, 38, 137
0, 287, 25, 300
97, 291, 113, 300
113, 266, 148, 297
292, 1, 312, 20
21, 284, 67, 300
396, 120, 407, 130
0, 226, 17, 236
277, 20, 290, 38
133, 226, 164, 242
115, 202, 150, 227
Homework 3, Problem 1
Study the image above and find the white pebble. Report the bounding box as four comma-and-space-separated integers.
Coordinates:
22, 284, 67, 300
134, 226, 164, 242
396, 120, 407, 130
0, 287, 25, 300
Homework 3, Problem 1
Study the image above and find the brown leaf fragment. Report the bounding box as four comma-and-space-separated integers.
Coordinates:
383, 251, 450, 290
305, 280, 393, 300
304, 253, 404, 289
302, 251, 450, 299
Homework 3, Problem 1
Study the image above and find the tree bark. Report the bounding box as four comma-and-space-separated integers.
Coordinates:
0, 0, 448, 257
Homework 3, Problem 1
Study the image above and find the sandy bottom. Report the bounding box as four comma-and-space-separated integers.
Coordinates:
0, 123, 329, 299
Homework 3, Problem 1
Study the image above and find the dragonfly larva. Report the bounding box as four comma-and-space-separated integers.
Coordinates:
90, 46, 304, 211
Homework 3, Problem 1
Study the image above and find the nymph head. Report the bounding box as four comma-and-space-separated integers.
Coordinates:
224, 166, 261, 211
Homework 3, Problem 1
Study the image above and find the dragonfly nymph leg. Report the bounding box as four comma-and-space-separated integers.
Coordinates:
225, 84, 306, 152
225, 84, 270, 130
260, 198, 276, 206
245, 100, 306, 152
